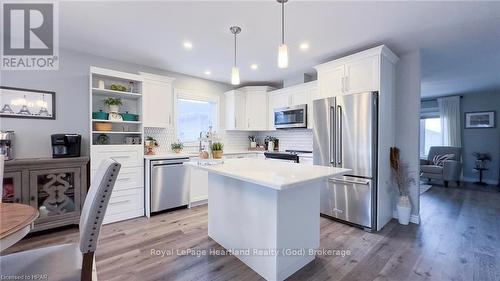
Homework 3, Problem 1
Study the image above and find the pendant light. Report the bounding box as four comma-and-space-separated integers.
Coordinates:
277, 0, 289, 68
230, 26, 241, 85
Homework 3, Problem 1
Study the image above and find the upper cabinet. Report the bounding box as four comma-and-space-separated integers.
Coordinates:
268, 81, 317, 130
140, 72, 175, 128
225, 86, 274, 131
314, 45, 398, 99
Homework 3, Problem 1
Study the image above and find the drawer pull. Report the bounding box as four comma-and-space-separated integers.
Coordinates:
109, 200, 131, 206
111, 155, 131, 160
116, 177, 131, 182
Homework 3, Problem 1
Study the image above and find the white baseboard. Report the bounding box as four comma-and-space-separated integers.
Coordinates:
462, 177, 498, 186
393, 210, 420, 224
189, 196, 208, 208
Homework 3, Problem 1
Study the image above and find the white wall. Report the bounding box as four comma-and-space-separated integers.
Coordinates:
0, 48, 233, 158
395, 51, 421, 220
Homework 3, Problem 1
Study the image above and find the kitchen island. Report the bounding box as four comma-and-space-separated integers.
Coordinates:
185, 158, 349, 281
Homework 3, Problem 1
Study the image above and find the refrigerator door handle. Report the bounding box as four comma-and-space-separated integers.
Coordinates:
329, 105, 336, 164
337, 105, 343, 165
329, 177, 370, 186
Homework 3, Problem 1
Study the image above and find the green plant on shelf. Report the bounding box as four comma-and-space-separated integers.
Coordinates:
211, 142, 224, 151
103, 97, 123, 106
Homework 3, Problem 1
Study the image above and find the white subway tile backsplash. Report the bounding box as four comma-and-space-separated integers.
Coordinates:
256, 129, 313, 152
144, 127, 253, 154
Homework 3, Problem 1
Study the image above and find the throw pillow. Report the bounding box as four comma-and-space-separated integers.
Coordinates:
432, 154, 455, 166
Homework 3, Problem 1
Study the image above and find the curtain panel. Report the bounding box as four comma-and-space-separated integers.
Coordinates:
437, 96, 461, 147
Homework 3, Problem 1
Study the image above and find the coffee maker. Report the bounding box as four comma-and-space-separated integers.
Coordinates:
51, 134, 81, 158
0, 131, 14, 160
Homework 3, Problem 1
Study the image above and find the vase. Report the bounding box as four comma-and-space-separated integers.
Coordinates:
108, 105, 120, 113
396, 195, 412, 225
267, 141, 274, 152
212, 150, 223, 159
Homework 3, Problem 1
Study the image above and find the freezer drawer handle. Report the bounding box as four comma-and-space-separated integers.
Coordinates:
328, 178, 370, 185
332, 208, 344, 214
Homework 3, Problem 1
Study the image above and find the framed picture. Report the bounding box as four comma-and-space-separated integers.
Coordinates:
0, 86, 56, 120
465, 111, 495, 128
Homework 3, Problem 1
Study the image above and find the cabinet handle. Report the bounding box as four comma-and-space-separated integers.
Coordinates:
248, 118, 250, 128
169, 115, 171, 125
110, 200, 131, 206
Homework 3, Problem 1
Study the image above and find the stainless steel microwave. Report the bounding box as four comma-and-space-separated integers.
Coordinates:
274, 104, 307, 129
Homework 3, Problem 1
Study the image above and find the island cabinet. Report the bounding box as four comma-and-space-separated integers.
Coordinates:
225, 86, 275, 131
2, 157, 89, 232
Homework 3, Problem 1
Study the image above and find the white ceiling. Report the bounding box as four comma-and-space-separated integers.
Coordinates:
56, 1, 500, 95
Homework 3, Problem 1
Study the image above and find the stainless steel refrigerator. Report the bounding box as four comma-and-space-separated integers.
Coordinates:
313, 91, 378, 230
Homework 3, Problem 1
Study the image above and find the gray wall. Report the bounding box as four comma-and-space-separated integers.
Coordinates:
461, 91, 500, 184
395, 51, 421, 219
0, 48, 233, 159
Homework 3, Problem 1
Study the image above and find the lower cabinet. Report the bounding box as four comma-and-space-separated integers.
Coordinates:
91, 145, 144, 224
3, 157, 89, 232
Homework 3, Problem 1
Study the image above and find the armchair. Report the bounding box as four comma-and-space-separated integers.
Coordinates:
420, 146, 462, 187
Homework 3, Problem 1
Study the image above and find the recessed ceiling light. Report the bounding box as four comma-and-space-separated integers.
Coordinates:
183, 41, 193, 49
250, 64, 258, 70
299, 42, 310, 51
204, 70, 211, 75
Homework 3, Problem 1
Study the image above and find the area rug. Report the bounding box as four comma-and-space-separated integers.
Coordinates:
420, 184, 432, 194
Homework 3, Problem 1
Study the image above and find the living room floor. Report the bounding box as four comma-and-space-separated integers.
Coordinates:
3, 182, 499, 281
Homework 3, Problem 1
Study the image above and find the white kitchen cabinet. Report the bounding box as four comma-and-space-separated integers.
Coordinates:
245, 89, 268, 130
316, 65, 344, 99
140, 72, 175, 128
344, 55, 379, 94
225, 90, 246, 130
189, 162, 208, 207
314, 46, 395, 99
225, 86, 274, 131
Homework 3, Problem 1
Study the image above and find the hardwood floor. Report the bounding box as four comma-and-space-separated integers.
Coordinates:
3, 183, 499, 281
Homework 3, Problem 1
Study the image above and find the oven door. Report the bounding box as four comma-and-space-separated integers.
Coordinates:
274, 104, 307, 129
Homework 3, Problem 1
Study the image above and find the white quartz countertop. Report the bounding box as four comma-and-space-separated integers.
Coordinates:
184, 158, 349, 190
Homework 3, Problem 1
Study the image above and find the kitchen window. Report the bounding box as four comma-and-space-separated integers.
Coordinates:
176, 92, 218, 144
419, 117, 442, 157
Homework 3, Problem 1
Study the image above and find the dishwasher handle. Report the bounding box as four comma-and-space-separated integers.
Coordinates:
151, 158, 190, 166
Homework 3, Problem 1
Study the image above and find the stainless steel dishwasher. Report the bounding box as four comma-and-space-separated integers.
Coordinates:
150, 157, 190, 213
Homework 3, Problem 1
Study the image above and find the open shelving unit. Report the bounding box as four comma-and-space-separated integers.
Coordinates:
89, 66, 145, 225
89, 66, 144, 146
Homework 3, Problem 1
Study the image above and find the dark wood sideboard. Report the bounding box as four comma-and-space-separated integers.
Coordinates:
2, 157, 89, 232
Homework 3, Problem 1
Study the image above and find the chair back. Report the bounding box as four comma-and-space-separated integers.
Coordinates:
79, 159, 121, 254
427, 146, 461, 162
0, 154, 4, 200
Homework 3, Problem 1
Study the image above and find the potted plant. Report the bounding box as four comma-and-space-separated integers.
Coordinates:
390, 147, 415, 225
104, 97, 122, 113
212, 142, 224, 159
145, 136, 159, 155
171, 141, 184, 153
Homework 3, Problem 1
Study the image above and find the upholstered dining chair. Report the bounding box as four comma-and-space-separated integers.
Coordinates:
0, 159, 121, 281
0, 154, 4, 199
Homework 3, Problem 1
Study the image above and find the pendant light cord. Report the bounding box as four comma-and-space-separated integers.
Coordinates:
234, 33, 237, 66
281, 1, 285, 44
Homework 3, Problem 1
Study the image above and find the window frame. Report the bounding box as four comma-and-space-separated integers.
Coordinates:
419, 116, 442, 158
173, 88, 220, 146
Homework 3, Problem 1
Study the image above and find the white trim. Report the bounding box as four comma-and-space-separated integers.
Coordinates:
189, 197, 208, 208
393, 210, 420, 224
314, 45, 399, 72
90, 66, 143, 82
138, 72, 175, 83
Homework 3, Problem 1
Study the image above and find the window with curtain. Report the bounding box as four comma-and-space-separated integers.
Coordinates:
176, 97, 217, 143
420, 117, 443, 157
